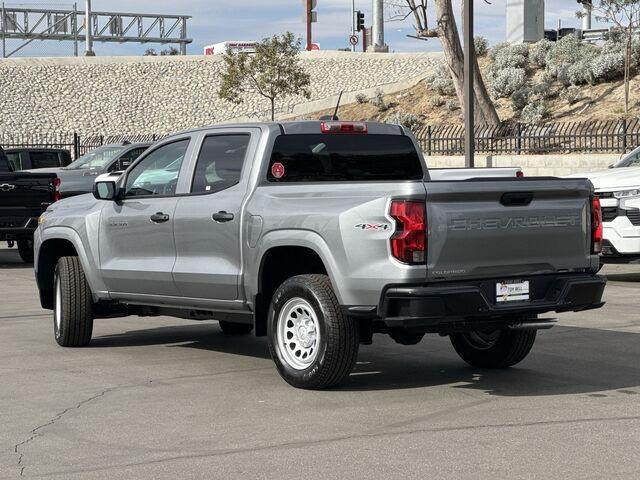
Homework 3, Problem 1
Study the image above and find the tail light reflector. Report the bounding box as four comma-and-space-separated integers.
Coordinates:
591, 196, 603, 254
320, 121, 367, 134
516, 170, 524, 177
53, 177, 62, 202
389, 200, 426, 264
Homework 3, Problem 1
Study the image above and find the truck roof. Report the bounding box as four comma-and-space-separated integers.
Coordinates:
164, 121, 406, 140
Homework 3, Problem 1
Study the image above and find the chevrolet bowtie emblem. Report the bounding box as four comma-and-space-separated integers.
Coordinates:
0, 184, 16, 192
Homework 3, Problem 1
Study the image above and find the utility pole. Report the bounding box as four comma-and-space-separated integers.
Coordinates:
463, 0, 474, 167
351, 0, 356, 52
581, 0, 592, 31
371, 0, 386, 51
85, 0, 95, 56
306, 0, 312, 50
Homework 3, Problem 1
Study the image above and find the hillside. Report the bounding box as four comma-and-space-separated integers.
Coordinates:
307, 36, 640, 127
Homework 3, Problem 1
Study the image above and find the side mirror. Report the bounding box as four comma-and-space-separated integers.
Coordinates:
93, 179, 119, 201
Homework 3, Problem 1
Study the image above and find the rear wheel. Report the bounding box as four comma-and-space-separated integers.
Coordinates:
267, 274, 359, 389
17, 239, 34, 263
53, 256, 93, 347
218, 320, 253, 335
450, 329, 536, 369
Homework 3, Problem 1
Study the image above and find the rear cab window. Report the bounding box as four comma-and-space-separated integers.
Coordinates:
267, 134, 423, 182
29, 151, 63, 169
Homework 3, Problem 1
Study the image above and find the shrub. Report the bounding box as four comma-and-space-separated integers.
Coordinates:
490, 44, 528, 71
530, 81, 552, 99
371, 88, 388, 111
591, 51, 625, 82
521, 99, 547, 123
567, 58, 596, 85
511, 87, 531, 110
445, 99, 459, 111
387, 112, 421, 130
355, 93, 368, 104
430, 95, 446, 107
425, 61, 456, 96
474, 36, 489, 57
560, 85, 581, 105
545, 35, 599, 85
529, 39, 553, 67
488, 67, 527, 98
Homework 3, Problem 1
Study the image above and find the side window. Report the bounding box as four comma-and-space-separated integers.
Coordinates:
125, 140, 189, 197
191, 135, 250, 194
30, 151, 63, 169
109, 147, 147, 172
5, 153, 21, 171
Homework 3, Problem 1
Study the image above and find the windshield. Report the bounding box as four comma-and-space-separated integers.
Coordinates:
66, 145, 125, 170
613, 146, 640, 168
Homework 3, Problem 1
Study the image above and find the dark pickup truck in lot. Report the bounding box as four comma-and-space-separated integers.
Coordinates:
4, 148, 72, 171
0, 146, 60, 262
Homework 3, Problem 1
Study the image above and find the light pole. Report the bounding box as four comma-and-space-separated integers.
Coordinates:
351, 0, 356, 52
463, 0, 474, 168
85, 0, 94, 56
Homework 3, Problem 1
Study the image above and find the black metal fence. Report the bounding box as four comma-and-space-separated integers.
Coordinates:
2, 119, 640, 159
414, 118, 640, 156
0, 132, 164, 159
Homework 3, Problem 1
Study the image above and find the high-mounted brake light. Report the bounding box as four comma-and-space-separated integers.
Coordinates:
53, 177, 62, 202
320, 121, 368, 134
389, 200, 426, 264
591, 196, 603, 254
516, 170, 524, 177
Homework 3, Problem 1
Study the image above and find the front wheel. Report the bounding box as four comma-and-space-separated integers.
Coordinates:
53, 256, 94, 347
17, 239, 34, 263
449, 329, 537, 369
267, 274, 359, 390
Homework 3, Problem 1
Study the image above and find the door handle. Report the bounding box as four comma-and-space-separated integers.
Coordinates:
150, 212, 170, 223
212, 211, 234, 223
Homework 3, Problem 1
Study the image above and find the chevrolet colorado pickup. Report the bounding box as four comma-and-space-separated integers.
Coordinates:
34, 121, 606, 389
0, 146, 60, 262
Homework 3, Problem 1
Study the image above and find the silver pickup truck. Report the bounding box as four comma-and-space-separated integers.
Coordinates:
34, 121, 606, 389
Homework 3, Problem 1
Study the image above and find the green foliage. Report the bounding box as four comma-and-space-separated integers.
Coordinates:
355, 93, 368, 104
529, 39, 553, 67
218, 32, 311, 120
521, 99, 547, 123
430, 95, 446, 108
386, 112, 421, 130
160, 46, 179, 56
474, 36, 489, 57
371, 88, 388, 111
488, 67, 527, 98
511, 87, 531, 111
425, 61, 456, 96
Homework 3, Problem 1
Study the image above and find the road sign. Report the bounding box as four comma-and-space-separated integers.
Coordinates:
349, 34, 359, 46
310, 42, 320, 50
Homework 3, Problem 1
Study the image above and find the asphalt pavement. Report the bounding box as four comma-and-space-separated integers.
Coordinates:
0, 246, 638, 479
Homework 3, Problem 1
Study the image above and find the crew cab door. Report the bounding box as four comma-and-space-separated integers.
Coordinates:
98, 138, 193, 296
172, 129, 257, 300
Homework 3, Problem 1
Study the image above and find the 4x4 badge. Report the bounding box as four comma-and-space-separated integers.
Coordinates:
355, 223, 390, 231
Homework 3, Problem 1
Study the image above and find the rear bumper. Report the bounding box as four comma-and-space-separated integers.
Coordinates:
376, 274, 605, 331
0, 217, 39, 240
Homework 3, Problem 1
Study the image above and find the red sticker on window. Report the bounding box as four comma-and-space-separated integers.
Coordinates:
271, 162, 285, 179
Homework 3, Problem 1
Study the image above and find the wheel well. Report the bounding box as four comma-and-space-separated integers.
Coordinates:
254, 246, 328, 336
37, 239, 78, 309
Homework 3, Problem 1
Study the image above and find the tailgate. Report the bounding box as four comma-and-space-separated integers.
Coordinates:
0, 173, 56, 209
425, 178, 594, 281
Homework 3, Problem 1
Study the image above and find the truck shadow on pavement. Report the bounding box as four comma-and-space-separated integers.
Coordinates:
0, 248, 32, 269
91, 323, 640, 397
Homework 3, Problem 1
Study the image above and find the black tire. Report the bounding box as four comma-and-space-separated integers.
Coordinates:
17, 239, 34, 263
53, 256, 93, 347
218, 320, 253, 335
267, 274, 359, 390
450, 329, 537, 369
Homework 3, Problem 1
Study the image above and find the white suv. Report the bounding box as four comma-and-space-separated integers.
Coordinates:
568, 148, 640, 262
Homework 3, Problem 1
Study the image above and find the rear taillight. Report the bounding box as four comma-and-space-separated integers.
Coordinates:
389, 200, 426, 264
53, 177, 62, 202
320, 121, 367, 134
591, 196, 603, 254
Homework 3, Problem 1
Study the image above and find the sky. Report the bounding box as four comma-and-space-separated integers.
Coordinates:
2, 1, 609, 57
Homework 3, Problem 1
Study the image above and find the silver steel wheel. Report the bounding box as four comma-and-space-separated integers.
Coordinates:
464, 330, 501, 350
276, 297, 321, 370
54, 273, 62, 334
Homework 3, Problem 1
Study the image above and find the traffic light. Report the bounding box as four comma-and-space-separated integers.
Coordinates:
356, 11, 365, 32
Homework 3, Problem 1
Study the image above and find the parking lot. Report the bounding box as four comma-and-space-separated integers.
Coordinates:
0, 246, 638, 479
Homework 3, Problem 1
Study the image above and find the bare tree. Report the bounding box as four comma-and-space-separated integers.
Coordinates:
578, 0, 640, 114
385, 0, 500, 126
